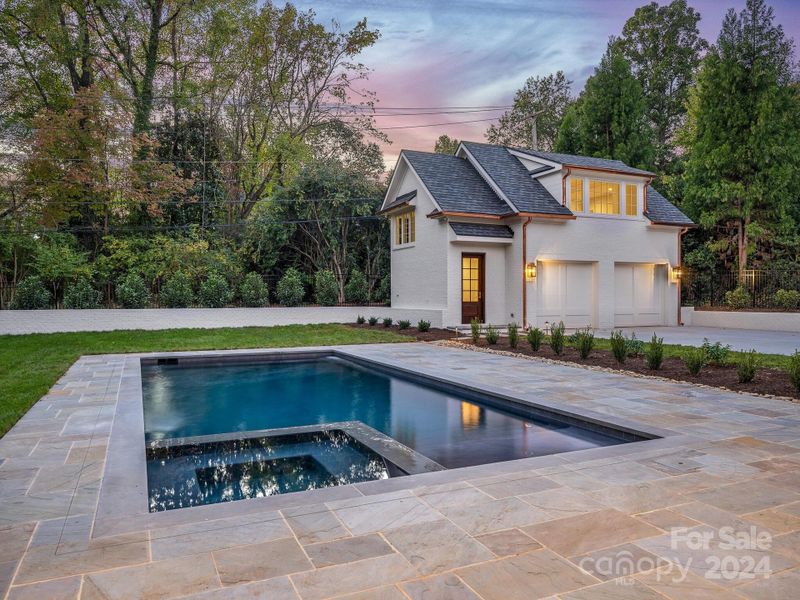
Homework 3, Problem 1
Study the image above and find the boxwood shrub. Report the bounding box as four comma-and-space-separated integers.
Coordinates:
116, 273, 150, 308
276, 268, 305, 306
63, 279, 101, 309
345, 269, 369, 304
314, 270, 339, 306
239, 272, 269, 307
198, 273, 233, 308
160, 272, 194, 308
11, 275, 51, 309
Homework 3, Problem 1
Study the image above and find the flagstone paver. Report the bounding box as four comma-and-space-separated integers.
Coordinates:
2, 341, 800, 599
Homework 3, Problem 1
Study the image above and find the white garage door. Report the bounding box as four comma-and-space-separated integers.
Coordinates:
614, 263, 666, 326
536, 262, 594, 329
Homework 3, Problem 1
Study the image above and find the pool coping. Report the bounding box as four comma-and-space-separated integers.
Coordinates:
94, 346, 692, 538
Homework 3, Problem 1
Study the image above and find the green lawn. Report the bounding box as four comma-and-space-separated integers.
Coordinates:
0, 324, 409, 438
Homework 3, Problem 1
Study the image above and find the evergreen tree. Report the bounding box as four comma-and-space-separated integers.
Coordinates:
616, 0, 707, 171
433, 134, 460, 154
558, 46, 654, 169
681, 0, 800, 276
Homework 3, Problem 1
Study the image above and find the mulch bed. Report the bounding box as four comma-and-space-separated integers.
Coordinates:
348, 323, 799, 401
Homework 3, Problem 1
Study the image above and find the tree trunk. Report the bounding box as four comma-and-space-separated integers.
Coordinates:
737, 217, 748, 281
133, 0, 164, 134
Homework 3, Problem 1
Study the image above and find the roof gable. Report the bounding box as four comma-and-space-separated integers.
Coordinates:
399, 150, 511, 216
511, 148, 656, 177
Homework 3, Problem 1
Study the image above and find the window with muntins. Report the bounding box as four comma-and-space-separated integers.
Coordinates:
589, 180, 620, 215
625, 184, 637, 216
570, 179, 583, 212
394, 211, 415, 245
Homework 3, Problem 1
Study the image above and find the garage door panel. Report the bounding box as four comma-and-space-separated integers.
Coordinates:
614, 263, 665, 327
537, 262, 594, 328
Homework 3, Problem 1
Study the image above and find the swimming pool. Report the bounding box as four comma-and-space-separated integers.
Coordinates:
142, 354, 646, 510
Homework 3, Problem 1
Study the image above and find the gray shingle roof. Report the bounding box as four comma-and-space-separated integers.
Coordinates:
512, 147, 656, 177
449, 222, 514, 238
645, 187, 694, 226
400, 150, 512, 216
381, 189, 416, 212
460, 142, 572, 216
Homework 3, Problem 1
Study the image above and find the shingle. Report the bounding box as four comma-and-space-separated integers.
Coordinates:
645, 187, 694, 226
400, 150, 512, 216
461, 142, 571, 216
449, 222, 514, 239
512, 147, 656, 177
382, 189, 416, 211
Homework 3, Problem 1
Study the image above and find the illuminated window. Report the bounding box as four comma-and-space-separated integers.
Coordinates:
625, 184, 637, 216
589, 180, 620, 215
570, 178, 583, 212
394, 211, 415, 245
462, 256, 480, 303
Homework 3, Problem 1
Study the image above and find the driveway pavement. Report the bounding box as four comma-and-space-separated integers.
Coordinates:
596, 326, 800, 356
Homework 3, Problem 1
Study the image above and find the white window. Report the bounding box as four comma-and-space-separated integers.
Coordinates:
394, 211, 415, 245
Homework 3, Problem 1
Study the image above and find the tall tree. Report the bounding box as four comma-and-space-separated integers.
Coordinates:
681, 0, 800, 277
433, 134, 459, 154
557, 46, 654, 169
485, 71, 571, 150
615, 0, 707, 171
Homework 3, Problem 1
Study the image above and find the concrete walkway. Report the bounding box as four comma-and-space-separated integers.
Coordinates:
597, 325, 800, 355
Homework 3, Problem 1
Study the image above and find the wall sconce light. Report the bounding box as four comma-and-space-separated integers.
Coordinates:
525, 262, 537, 280
671, 265, 682, 282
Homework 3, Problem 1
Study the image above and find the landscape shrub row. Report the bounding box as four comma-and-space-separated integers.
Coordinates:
359, 316, 431, 331
10, 267, 385, 309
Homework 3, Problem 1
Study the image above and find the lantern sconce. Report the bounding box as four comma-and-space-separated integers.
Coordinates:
525, 262, 537, 281
671, 265, 682, 282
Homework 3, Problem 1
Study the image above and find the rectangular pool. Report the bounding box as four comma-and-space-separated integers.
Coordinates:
142, 354, 646, 510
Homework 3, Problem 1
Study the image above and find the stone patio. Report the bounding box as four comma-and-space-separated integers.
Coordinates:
1, 342, 799, 599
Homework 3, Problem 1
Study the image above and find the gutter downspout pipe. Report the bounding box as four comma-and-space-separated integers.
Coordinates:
522, 217, 532, 329
677, 226, 689, 326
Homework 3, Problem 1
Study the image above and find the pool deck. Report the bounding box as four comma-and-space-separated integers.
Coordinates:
1, 342, 800, 599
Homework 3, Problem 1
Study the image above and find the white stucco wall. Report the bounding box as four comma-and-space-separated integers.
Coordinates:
387, 161, 449, 313
681, 307, 800, 332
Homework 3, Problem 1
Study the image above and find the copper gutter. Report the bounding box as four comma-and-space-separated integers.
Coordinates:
643, 177, 651, 213
561, 167, 571, 206
516, 212, 575, 220
522, 217, 532, 329
677, 226, 689, 326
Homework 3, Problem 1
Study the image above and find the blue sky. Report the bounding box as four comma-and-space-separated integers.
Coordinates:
292, 0, 800, 167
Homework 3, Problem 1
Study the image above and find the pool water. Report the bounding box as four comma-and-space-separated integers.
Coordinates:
142, 356, 625, 471
147, 430, 392, 512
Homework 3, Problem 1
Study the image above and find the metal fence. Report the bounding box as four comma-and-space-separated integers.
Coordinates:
681, 268, 800, 309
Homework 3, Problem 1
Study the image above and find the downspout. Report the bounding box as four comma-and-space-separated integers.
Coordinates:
677, 227, 689, 326
522, 217, 532, 329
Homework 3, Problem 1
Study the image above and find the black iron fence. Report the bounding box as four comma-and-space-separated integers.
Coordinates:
681, 268, 800, 309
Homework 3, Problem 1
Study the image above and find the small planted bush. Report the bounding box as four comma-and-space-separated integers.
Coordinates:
160, 272, 194, 308
239, 272, 269, 307
774, 289, 800, 310
507, 322, 519, 349
198, 273, 233, 308
701, 338, 731, 366
683, 347, 706, 375
368, 316, 378, 326
63, 279, 101, 309
470, 318, 481, 344
344, 269, 369, 304
645, 333, 664, 370
625, 332, 644, 357
356, 315, 366, 324
11, 275, 51, 309
276, 268, 305, 306
116, 273, 150, 308
737, 349, 758, 383
397, 319, 410, 330
485, 325, 499, 345
725, 286, 751, 309
573, 328, 594, 359
417, 319, 431, 332
610, 330, 626, 364
314, 269, 339, 306
382, 317, 393, 327
789, 351, 800, 392
527, 327, 543, 351
550, 321, 566, 355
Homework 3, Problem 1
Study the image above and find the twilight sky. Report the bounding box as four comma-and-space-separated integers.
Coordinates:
293, 0, 800, 169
